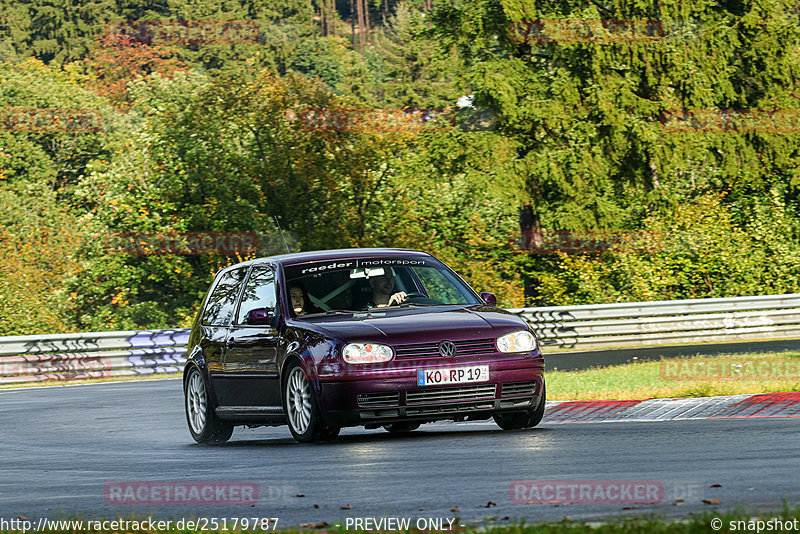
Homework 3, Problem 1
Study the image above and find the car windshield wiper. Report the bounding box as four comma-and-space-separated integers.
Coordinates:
300, 309, 352, 317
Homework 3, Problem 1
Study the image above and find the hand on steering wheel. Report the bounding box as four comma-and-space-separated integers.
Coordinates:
388, 292, 426, 306
387, 292, 407, 306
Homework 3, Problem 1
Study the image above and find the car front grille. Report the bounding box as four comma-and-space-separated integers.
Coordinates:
406, 384, 497, 405
356, 391, 400, 408
501, 381, 537, 397
406, 401, 495, 416
393, 339, 496, 360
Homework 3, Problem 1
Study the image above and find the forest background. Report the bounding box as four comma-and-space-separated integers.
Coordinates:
1, 0, 799, 335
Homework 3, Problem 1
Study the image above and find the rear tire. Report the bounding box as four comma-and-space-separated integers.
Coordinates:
184, 366, 234, 443
493, 382, 546, 431
283, 359, 340, 443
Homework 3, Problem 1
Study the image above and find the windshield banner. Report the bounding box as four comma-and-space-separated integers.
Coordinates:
284, 257, 431, 279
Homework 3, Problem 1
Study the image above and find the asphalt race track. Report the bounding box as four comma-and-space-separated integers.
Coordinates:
1, 379, 799, 527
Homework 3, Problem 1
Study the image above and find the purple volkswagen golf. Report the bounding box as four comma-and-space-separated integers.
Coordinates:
183, 248, 545, 443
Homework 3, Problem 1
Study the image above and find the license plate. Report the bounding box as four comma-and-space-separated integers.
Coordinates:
417, 365, 489, 386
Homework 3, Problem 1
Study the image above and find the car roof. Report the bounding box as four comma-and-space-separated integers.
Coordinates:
218, 248, 433, 275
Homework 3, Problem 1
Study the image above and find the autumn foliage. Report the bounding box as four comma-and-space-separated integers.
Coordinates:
84, 34, 186, 108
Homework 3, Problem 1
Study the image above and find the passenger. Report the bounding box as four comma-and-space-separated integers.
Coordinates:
288, 281, 312, 317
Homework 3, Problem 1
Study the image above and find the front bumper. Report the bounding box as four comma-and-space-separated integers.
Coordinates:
317, 363, 544, 427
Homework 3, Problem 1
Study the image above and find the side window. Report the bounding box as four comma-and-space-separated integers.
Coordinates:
202, 268, 247, 326
237, 265, 277, 324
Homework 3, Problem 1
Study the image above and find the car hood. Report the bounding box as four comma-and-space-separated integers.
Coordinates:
300, 305, 529, 344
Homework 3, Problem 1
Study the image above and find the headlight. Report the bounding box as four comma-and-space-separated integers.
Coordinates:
497, 330, 536, 353
342, 343, 394, 364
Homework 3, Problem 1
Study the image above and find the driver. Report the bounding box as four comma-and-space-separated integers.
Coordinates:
367, 269, 407, 307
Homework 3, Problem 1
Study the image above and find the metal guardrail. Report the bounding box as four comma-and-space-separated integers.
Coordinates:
1, 294, 799, 384
509, 293, 800, 351
0, 329, 189, 385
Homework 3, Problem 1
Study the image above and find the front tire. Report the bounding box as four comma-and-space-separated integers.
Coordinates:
493, 382, 546, 431
184, 366, 234, 443
283, 360, 340, 443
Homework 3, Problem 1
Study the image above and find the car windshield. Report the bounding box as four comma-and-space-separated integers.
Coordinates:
283, 257, 482, 315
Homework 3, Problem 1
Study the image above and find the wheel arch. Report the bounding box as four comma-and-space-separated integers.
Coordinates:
182, 347, 223, 412
279, 348, 319, 390
184, 345, 207, 379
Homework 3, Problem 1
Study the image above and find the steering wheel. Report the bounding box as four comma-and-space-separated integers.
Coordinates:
390, 292, 428, 305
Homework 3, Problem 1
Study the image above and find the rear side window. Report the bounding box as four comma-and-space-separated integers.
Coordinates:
236, 265, 277, 324
202, 268, 247, 326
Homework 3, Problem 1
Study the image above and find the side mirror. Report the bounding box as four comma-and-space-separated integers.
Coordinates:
246, 308, 272, 325
480, 292, 497, 306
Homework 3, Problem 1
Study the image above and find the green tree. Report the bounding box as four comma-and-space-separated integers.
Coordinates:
0, 181, 84, 335
431, 0, 800, 302
433, 0, 800, 225
0, 58, 119, 195
68, 69, 414, 328
374, 127, 528, 306
0, 59, 127, 333
369, 1, 466, 109
537, 194, 800, 304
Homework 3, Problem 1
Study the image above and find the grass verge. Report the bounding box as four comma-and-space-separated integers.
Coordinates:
547, 350, 800, 401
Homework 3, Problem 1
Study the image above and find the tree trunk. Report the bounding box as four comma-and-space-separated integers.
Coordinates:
363, 0, 370, 44
330, 0, 337, 36
355, 0, 365, 52
350, 0, 356, 48
424, 0, 432, 28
